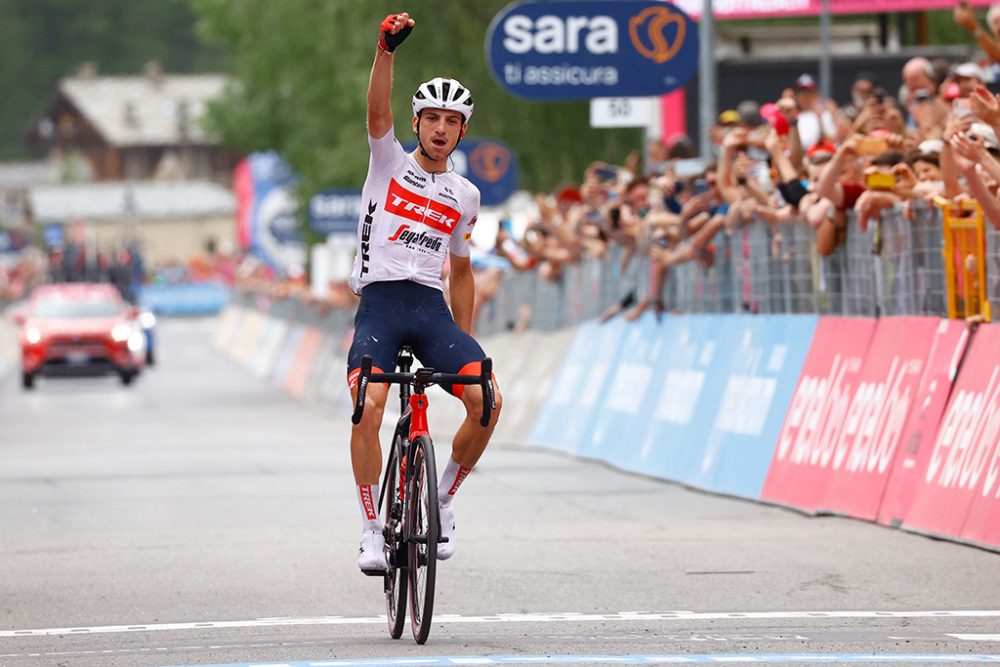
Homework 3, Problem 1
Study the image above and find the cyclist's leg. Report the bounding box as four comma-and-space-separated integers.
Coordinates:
347, 285, 404, 570
410, 290, 503, 560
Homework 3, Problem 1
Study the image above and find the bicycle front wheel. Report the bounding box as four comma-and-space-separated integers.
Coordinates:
406, 435, 438, 644
382, 430, 407, 639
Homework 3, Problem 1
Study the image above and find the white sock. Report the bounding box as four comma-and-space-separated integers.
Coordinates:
437, 458, 471, 506
357, 484, 381, 531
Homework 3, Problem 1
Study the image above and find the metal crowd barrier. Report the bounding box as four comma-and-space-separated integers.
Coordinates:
476, 203, 999, 335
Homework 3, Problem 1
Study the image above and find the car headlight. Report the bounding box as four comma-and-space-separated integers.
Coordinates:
111, 323, 132, 342
25, 327, 42, 345
128, 331, 144, 352
139, 311, 156, 329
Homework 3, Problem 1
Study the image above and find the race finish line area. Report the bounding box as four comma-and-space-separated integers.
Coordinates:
152, 655, 1000, 667
5, 610, 1000, 638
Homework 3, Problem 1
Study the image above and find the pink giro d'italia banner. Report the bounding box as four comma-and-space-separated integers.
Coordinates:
674, 0, 994, 20
877, 319, 971, 528
760, 317, 878, 513
902, 323, 1000, 549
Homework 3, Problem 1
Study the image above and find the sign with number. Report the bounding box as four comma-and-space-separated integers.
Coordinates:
590, 97, 654, 128
486, 0, 698, 101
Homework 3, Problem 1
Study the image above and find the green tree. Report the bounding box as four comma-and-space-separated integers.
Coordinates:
191, 0, 641, 202
0, 0, 225, 159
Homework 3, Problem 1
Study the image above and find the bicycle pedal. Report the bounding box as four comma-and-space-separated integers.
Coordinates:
438, 536, 449, 543
361, 568, 387, 577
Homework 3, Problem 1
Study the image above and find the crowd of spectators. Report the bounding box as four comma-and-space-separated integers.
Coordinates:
486, 4, 1000, 323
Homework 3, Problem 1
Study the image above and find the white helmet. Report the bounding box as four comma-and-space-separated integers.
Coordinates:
411, 77, 474, 122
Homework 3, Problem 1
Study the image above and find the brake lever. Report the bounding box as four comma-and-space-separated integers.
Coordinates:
351, 355, 373, 425
479, 357, 494, 428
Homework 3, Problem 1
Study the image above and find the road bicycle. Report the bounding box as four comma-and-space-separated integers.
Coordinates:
351, 346, 494, 644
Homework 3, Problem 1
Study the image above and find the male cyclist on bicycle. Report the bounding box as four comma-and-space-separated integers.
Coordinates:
348, 11, 503, 573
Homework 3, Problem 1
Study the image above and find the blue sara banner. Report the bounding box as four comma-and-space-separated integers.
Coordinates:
401, 137, 518, 206
309, 189, 362, 236
486, 0, 699, 100
527, 314, 818, 501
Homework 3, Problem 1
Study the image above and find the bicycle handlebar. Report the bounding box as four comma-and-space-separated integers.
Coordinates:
351, 354, 495, 427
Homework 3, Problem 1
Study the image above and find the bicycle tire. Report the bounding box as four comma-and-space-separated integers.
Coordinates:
406, 435, 438, 644
382, 430, 408, 639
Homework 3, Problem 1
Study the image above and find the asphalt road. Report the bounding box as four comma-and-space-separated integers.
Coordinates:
1, 317, 999, 667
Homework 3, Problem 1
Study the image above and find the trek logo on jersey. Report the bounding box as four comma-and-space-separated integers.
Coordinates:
385, 179, 461, 234
387, 224, 445, 253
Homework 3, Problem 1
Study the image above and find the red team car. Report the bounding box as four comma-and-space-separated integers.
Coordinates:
15, 284, 146, 389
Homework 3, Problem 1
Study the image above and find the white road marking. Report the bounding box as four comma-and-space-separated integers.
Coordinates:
3, 610, 1000, 638
949, 635, 1000, 641
151, 654, 1000, 666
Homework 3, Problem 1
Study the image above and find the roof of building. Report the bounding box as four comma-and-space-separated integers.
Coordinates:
58, 73, 228, 147
29, 180, 235, 223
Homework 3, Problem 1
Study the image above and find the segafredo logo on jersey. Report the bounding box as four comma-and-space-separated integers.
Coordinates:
385, 179, 461, 235
486, 0, 698, 100
387, 224, 445, 253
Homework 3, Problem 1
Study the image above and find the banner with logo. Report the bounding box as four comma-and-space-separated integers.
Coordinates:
486, 0, 699, 100
877, 320, 971, 528
582, 312, 667, 466
233, 151, 305, 275
527, 317, 629, 453
813, 317, 941, 520
673, 0, 994, 20
309, 189, 362, 236
633, 315, 720, 483
902, 323, 1000, 548
760, 317, 878, 513
402, 138, 518, 206
694, 315, 818, 498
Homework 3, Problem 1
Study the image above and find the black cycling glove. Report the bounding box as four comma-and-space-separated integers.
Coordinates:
378, 14, 413, 53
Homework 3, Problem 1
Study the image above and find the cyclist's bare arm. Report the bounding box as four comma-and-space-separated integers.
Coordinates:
368, 12, 414, 140
449, 253, 475, 334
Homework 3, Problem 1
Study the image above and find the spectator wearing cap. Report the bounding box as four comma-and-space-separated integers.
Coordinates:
954, 2, 1000, 65
711, 110, 741, 152
793, 73, 837, 152
952, 62, 990, 98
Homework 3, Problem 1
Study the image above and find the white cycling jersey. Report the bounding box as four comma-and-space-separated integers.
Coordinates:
349, 127, 480, 295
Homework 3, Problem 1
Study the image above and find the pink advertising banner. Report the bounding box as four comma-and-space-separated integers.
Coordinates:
902, 323, 1000, 548
675, 0, 995, 20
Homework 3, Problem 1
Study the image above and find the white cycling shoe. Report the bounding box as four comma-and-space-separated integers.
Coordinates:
358, 528, 388, 574
437, 502, 456, 560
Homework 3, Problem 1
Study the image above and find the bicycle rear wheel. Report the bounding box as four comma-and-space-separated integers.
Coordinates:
406, 435, 438, 644
382, 430, 408, 639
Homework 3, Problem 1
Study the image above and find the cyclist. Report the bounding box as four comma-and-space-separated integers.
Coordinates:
348, 12, 503, 574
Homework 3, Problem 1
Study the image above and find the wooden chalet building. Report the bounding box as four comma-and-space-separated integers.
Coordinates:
26, 63, 239, 183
